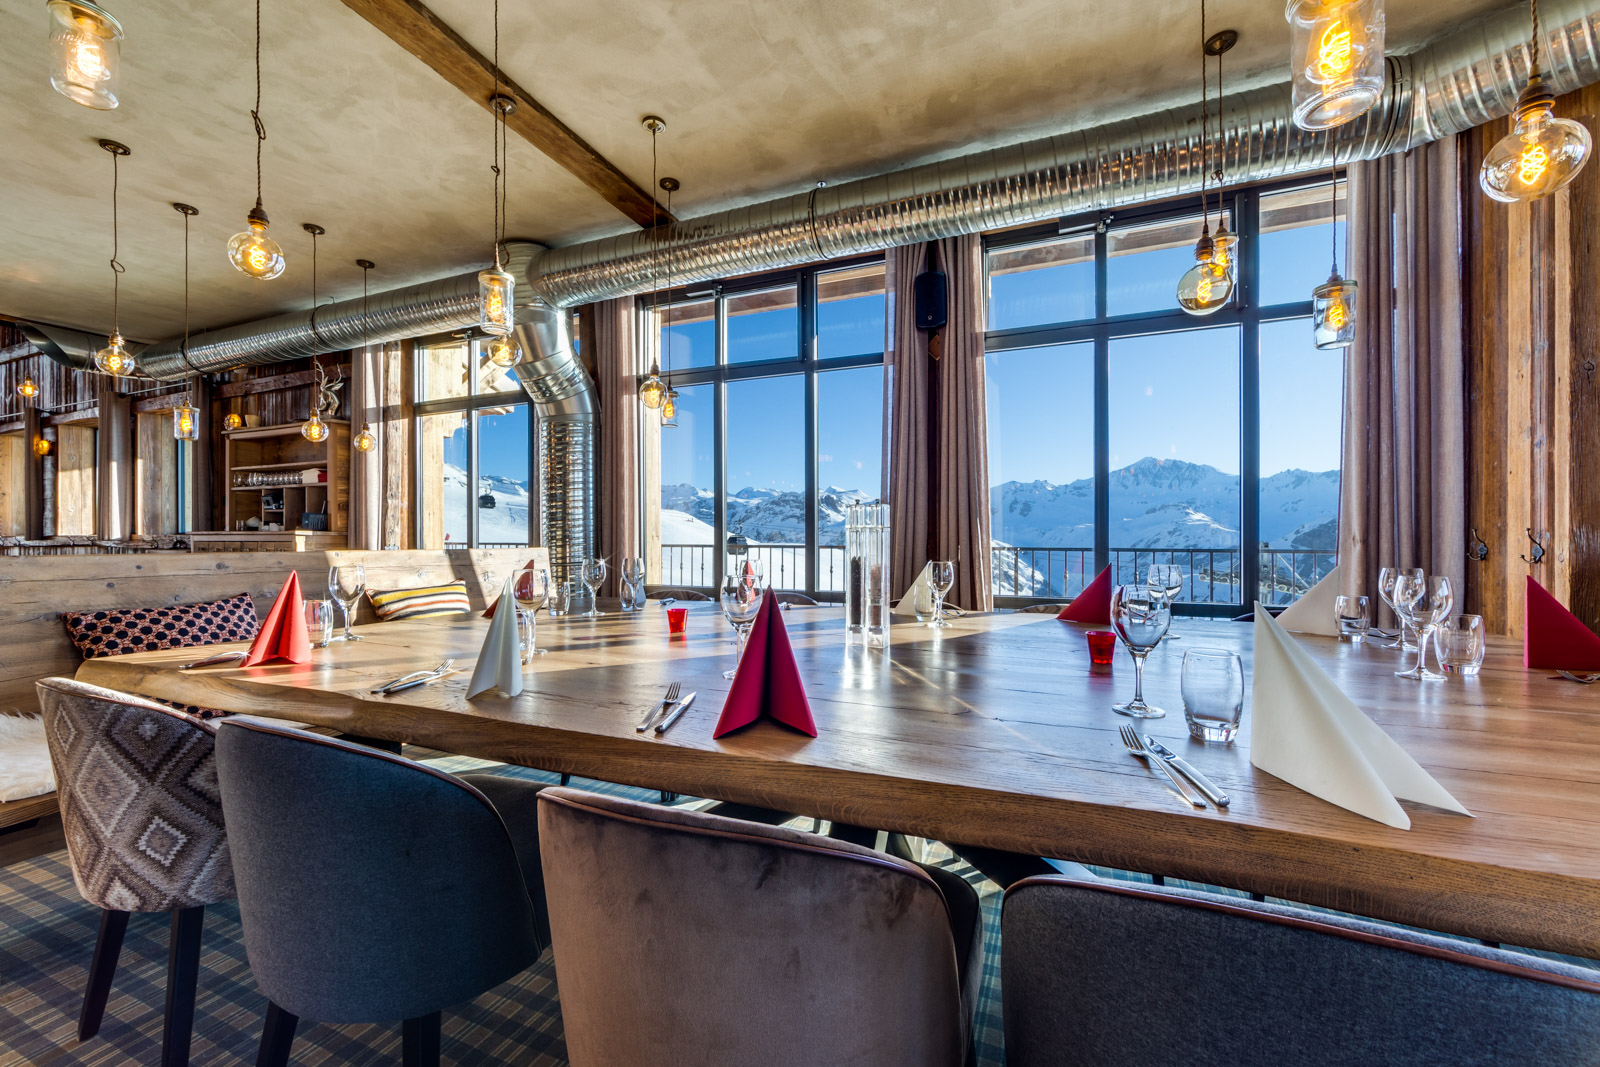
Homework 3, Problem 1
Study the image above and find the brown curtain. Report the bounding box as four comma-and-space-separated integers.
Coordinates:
347, 343, 383, 551
595, 297, 641, 596
1339, 137, 1466, 623
884, 235, 993, 611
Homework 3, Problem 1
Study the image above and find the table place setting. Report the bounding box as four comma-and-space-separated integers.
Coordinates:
241, 572, 313, 667
371, 660, 458, 696
467, 575, 526, 698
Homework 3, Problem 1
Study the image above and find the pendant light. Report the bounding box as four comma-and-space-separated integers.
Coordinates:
301, 225, 332, 443
93, 138, 135, 376
1206, 30, 1239, 276
223, 409, 243, 430
478, 0, 515, 337
658, 175, 681, 427
352, 259, 377, 453
172, 202, 201, 441
638, 115, 668, 410
1312, 149, 1357, 349
1480, 0, 1592, 203
1285, 0, 1385, 131
1177, 0, 1233, 317
46, 1, 123, 110
227, 0, 286, 280
17, 378, 39, 400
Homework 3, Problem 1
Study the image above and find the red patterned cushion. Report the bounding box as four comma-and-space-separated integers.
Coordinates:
63, 594, 260, 660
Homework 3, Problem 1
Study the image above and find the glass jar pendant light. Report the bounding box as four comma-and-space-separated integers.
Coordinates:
228, 0, 286, 280
479, 7, 516, 337
658, 175, 681, 428
1480, 0, 1592, 203
46, 0, 123, 110
353, 259, 378, 453
94, 139, 135, 376
1178, 0, 1234, 317
1285, 0, 1385, 131
17, 378, 39, 399
173, 402, 199, 441
1312, 152, 1357, 349
486, 335, 519, 367
223, 410, 243, 430
1204, 30, 1239, 279
639, 116, 669, 410
173, 202, 202, 440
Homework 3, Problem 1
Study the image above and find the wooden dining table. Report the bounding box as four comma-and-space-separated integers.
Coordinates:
75, 604, 1600, 959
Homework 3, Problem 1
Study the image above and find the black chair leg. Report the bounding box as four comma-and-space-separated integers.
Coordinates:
79, 908, 129, 1041
255, 1001, 298, 1067
402, 1012, 442, 1067
162, 905, 205, 1067
559, 773, 571, 787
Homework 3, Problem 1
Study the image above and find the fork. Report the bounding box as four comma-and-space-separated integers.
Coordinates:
371, 660, 452, 694
1118, 724, 1205, 808
1557, 671, 1600, 684
637, 682, 681, 732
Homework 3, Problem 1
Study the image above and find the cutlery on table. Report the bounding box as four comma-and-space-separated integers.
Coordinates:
382, 668, 462, 695
1556, 671, 1600, 684
1118, 724, 1205, 809
181, 650, 247, 669
372, 660, 453, 694
1143, 735, 1230, 807
636, 682, 682, 732
654, 691, 697, 735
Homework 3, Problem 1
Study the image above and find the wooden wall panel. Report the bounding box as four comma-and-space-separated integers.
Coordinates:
134, 412, 177, 536
53, 425, 95, 536
0, 434, 23, 536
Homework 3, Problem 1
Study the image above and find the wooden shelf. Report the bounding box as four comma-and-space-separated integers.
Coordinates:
222, 422, 348, 541
232, 461, 331, 472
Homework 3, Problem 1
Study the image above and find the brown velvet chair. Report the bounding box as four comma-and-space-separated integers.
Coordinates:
537, 786, 983, 1067
37, 677, 236, 1067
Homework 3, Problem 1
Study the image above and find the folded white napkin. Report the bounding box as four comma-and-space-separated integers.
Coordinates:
892, 562, 935, 617
1250, 602, 1471, 830
1273, 565, 1341, 636
467, 575, 524, 698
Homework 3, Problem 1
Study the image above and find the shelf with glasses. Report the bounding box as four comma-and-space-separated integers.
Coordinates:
230, 460, 331, 472
217, 421, 349, 540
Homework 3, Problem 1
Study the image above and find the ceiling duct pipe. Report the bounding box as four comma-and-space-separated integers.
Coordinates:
526, 0, 1600, 306
16, 322, 123, 372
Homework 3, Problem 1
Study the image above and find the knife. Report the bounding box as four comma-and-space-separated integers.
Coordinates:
181, 650, 247, 669
653, 692, 697, 734
382, 668, 461, 695
1143, 736, 1230, 807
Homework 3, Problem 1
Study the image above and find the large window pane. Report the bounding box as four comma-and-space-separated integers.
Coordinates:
817, 365, 883, 593
1259, 182, 1346, 308
817, 264, 886, 359
987, 343, 1096, 598
727, 285, 798, 364
417, 339, 469, 402
987, 235, 1095, 330
1108, 210, 1230, 317
476, 405, 531, 546
1109, 328, 1240, 604
1259, 318, 1342, 605
653, 383, 715, 587
660, 297, 716, 371
726, 375, 806, 589
417, 411, 468, 549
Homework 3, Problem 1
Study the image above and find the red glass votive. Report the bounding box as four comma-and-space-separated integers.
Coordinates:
667, 607, 688, 635
1086, 630, 1116, 667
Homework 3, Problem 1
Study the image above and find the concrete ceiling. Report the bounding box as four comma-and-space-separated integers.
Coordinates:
0, 0, 1510, 344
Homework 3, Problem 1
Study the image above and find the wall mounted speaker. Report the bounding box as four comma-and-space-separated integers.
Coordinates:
914, 270, 947, 330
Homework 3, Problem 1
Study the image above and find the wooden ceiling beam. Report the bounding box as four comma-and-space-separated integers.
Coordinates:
340, 0, 665, 228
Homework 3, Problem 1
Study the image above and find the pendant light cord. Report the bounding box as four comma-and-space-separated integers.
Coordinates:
1199, 0, 1209, 232
1213, 43, 1225, 225
180, 208, 197, 392
251, 0, 266, 206
663, 179, 674, 384
648, 122, 661, 377
309, 227, 320, 349
1531, 0, 1543, 78
108, 148, 124, 335
1330, 142, 1340, 274
490, 0, 504, 265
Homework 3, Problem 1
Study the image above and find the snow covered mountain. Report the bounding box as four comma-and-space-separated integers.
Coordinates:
442, 463, 532, 544
656, 483, 874, 545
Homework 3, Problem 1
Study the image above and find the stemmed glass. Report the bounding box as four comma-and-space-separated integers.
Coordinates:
513, 567, 551, 660
720, 571, 764, 679
1147, 564, 1184, 640
1377, 566, 1421, 650
1393, 574, 1453, 681
1110, 585, 1172, 718
620, 557, 646, 611
580, 558, 608, 617
328, 564, 366, 642
927, 561, 955, 627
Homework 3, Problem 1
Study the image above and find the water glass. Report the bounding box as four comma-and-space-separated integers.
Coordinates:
547, 579, 576, 617
1395, 574, 1453, 681
516, 608, 539, 665
304, 600, 334, 648
328, 564, 366, 642
928, 560, 955, 627
620, 557, 646, 611
667, 606, 688, 635
1146, 564, 1184, 641
1334, 595, 1370, 643
1435, 615, 1486, 675
1086, 630, 1116, 667
580, 558, 608, 617
720, 572, 764, 679
1377, 566, 1422, 651
1110, 585, 1172, 718
1181, 648, 1245, 743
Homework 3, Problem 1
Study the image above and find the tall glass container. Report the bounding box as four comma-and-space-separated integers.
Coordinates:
845, 503, 891, 648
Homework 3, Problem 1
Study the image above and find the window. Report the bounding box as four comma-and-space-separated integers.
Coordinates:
413, 335, 537, 549
643, 259, 886, 596
984, 180, 1344, 610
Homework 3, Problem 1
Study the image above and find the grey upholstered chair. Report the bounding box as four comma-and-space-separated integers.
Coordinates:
771, 591, 820, 607
646, 587, 713, 601
213, 718, 549, 1067
537, 786, 983, 1067
37, 677, 236, 1067
1014, 603, 1066, 614
1003, 875, 1600, 1066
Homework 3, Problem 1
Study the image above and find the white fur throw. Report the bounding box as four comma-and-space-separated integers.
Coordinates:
0, 715, 55, 802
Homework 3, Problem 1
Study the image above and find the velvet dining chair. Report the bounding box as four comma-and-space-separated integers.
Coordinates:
37, 677, 236, 1067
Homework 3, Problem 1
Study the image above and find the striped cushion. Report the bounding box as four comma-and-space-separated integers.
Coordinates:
367, 581, 472, 621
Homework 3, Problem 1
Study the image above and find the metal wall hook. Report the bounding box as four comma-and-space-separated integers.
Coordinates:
1468, 528, 1489, 562
1520, 528, 1545, 565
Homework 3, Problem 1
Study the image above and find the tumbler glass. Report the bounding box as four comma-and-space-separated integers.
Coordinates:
1181, 647, 1244, 743
304, 599, 334, 649
1335, 595, 1370, 643
1434, 615, 1486, 676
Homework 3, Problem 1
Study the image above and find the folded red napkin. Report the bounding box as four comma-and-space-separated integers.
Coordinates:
484, 559, 543, 618
1057, 565, 1112, 624
241, 571, 311, 666
712, 589, 817, 739
1524, 575, 1600, 670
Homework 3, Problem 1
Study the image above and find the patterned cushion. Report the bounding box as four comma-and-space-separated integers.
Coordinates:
367, 581, 472, 621
37, 677, 234, 912
62, 593, 259, 660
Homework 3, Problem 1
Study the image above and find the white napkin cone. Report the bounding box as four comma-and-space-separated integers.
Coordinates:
467, 575, 525, 698
1273, 565, 1341, 636
892, 562, 935, 617
1250, 603, 1471, 830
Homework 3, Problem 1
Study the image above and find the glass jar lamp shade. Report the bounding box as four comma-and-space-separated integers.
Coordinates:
301, 413, 329, 443
353, 423, 377, 452
1479, 81, 1593, 203
660, 387, 679, 425
47, 0, 122, 110
486, 335, 519, 368
1176, 236, 1234, 316
172, 402, 199, 441
1312, 273, 1359, 348
227, 202, 286, 280
1285, 0, 1385, 131
93, 331, 133, 376
639, 372, 666, 410
16, 378, 38, 399
478, 265, 515, 336
1209, 225, 1239, 274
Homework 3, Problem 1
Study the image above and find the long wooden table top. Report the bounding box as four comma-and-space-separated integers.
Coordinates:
76, 605, 1600, 958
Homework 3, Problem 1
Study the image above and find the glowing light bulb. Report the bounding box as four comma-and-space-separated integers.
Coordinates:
661, 388, 677, 422
223, 412, 243, 431
72, 36, 107, 81
172, 403, 199, 441
1325, 301, 1347, 329
486, 335, 519, 368
1286, 0, 1385, 131
353, 424, 377, 453
1312, 273, 1358, 349
478, 264, 515, 336
34, 437, 51, 458
1210, 225, 1238, 273
1480, 84, 1592, 203
47, 1, 122, 110
17, 378, 38, 399
93, 331, 133, 376
639, 372, 666, 410
228, 202, 286, 279
1317, 20, 1352, 81
301, 414, 328, 443
1176, 234, 1233, 316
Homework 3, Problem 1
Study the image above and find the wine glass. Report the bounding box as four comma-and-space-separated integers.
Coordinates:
730, 554, 765, 593
1377, 566, 1421, 650
620, 557, 646, 612
328, 564, 366, 642
1395, 574, 1452, 681
927, 561, 955, 627
1110, 585, 1172, 718
719, 572, 764, 679
513, 567, 551, 659
580, 558, 608, 618
1147, 563, 1184, 640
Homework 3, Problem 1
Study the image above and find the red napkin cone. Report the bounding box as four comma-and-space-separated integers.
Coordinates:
712, 589, 817, 739
1524, 575, 1600, 670
1057, 565, 1112, 624
241, 571, 312, 666
483, 559, 543, 618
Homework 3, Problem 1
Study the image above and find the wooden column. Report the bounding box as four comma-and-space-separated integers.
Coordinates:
193, 376, 215, 531
95, 381, 132, 539
380, 340, 413, 550
22, 406, 43, 539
